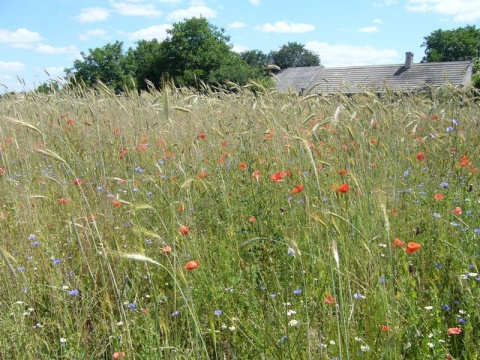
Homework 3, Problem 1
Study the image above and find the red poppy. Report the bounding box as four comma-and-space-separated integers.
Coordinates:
162, 245, 172, 254
337, 184, 350, 193
67, 119, 75, 125
338, 169, 348, 176
416, 152, 426, 161
57, 198, 72, 205
270, 171, 290, 182
119, 148, 128, 160
112, 200, 122, 208
239, 162, 247, 171
405, 242, 422, 254
184, 260, 200, 270
391, 238, 405, 248
73, 178, 84, 186
292, 184, 304, 194
453, 206, 462, 215
180, 225, 189, 235
113, 352, 126, 359
248, 216, 257, 223
370, 139, 378, 145
381, 325, 391, 332
460, 155, 471, 167
324, 294, 335, 304
447, 327, 462, 335
0, 167, 5, 175
199, 133, 206, 139
198, 170, 207, 179
434, 193, 444, 201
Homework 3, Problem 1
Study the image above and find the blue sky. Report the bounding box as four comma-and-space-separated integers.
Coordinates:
1, 0, 479, 92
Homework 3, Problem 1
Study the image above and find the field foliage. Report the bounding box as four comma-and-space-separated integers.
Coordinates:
0, 85, 479, 359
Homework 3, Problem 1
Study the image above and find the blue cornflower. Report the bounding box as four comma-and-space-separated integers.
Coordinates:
127, 303, 136, 310
18, 266, 26, 272
442, 304, 451, 311
28, 234, 36, 240
68, 289, 79, 296
214, 310, 223, 316
475, 228, 480, 234
135, 167, 143, 173
458, 317, 467, 325
404, 170, 410, 178
378, 277, 387, 283
353, 293, 366, 299
293, 289, 302, 295
53, 259, 61, 265
440, 181, 449, 188
446, 126, 454, 132
171, 310, 180, 317
433, 213, 441, 219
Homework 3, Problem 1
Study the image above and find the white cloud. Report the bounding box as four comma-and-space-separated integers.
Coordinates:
256, 21, 315, 34
373, 19, 383, 24
358, 26, 379, 33
305, 42, 399, 67
79, 29, 107, 41
159, 0, 182, 3
77, 7, 110, 23
232, 44, 249, 53
127, 24, 172, 40
109, 1, 162, 17
406, 0, 480, 21
0, 61, 25, 72
167, 6, 216, 21
229, 22, 247, 29
250, 0, 261, 5
374, 0, 398, 7
44, 66, 66, 78
35, 44, 80, 56
0, 28, 42, 44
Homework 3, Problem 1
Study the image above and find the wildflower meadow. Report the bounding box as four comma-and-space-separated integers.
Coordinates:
0, 84, 479, 359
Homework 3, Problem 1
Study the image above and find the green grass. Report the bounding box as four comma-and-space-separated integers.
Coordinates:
0, 85, 479, 359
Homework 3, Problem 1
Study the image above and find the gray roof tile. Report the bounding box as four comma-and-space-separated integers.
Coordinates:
275, 61, 473, 93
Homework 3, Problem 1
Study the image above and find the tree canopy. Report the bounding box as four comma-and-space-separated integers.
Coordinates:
269, 42, 320, 69
66, 41, 135, 93
421, 25, 480, 62
65, 17, 281, 91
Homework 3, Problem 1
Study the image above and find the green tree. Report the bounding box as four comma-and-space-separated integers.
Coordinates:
159, 17, 236, 87
240, 50, 269, 68
422, 25, 480, 87
269, 42, 320, 69
125, 39, 164, 90
35, 81, 60, 94
66, 41, 134, 93
421, 25, 480, 62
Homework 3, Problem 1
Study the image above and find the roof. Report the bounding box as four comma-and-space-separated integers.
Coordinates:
275, 60, 474, 94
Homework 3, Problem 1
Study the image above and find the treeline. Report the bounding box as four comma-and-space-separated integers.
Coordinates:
33, 20, 480, 94
54, 17, 320, 93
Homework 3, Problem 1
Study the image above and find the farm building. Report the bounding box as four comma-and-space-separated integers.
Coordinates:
274, 52, 474, 94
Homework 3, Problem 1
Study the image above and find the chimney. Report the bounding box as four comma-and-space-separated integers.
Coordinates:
405, 52, 413, 69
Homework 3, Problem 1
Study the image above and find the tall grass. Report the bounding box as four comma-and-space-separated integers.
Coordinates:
0, 85, 478, 359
